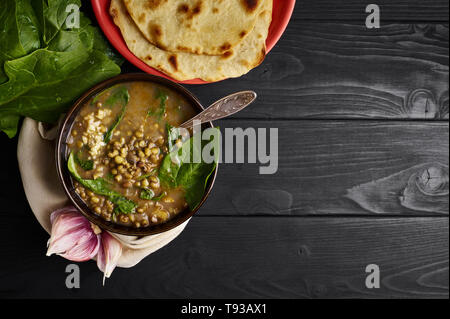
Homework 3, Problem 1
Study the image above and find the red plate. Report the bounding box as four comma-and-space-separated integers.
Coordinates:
91, 0, 295, 84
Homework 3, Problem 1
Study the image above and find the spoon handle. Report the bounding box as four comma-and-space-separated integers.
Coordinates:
180, 91, 257, 129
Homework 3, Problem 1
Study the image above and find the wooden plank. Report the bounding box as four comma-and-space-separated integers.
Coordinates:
82, 0, 450, 22
0, 217, 447, 298
293, 1, 449, 21
0, 121, 447, 217
188, 23, 449, 120
198, 120, 449, 216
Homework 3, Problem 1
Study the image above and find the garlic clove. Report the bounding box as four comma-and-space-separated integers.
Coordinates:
97, 231, 122, 284
50, 206, 79, 224
47, 207, 100, 262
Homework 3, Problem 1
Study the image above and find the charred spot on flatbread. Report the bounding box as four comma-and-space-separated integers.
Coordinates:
168, 55, 178, 70
149, 23, 167, 49
177, 4, 189, 13
241, 0, 260, 13
177, 1, 203, 20
221, 50, 233, 59
220, 42, 232, 52
150, 24, 162, 37
145, 0, 167, 10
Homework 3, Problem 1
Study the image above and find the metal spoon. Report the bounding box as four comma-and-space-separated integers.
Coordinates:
180, 91, 257, 129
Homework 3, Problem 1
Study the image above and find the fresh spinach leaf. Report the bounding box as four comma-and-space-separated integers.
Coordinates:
43, 0, 82, 44
68, 152, 136, 214
0, 49, 120, 130
68, 152, 111, 194
147, 89, 168, 119
158, 128, 220, 210
166, 124, 181, 152
92, 27, 124, 66
74, 150, 94, 171
139, 188, 155, 200
157, 124, 185, 187
138, 170, 156, 180
104, 104, 127, 143
105, 172, 115, 181
111, 194, 136, 214
158, 142, 190, 188
140, 188, 165, 201
176, 131, 219, 210
101, 86, 129, 143
91, 84, 117, 105
177, 160, 216, 210
152, 193, 165, 201
15, 0, 42, 54
156, 89, 168, 104
0, 113, 20, 138
0, 0, 122, 138
0, 0, 41, 83
104, 86, 129, 108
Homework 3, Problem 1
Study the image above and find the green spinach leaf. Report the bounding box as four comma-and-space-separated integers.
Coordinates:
16, 0, 42, 52
0, 113, 20, 138
91, 84, 118, 105
0, 0, 41, 83
166, 123, 181, 152
74, 150, 94, 171
0, 0, 122, 138
140, 188, 165, 201
104, 86, 129, 108
147, 89, 168, 119
110, 194, 137, 214
104, 103, 127, 143
152, 193, 166, 201
68, 152, 136, 214
43, 0, 82, 44
158, 128, 220, 210
138, 170, 156, 180
0, 49, 120, 127
139, 188, 155, 200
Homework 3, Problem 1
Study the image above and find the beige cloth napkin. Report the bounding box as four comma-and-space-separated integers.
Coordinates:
17, 118, 189, 268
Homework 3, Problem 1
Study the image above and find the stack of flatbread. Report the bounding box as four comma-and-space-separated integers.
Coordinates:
110, 0, 273, 82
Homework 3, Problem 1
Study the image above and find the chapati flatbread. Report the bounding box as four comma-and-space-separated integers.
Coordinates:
123, 0, 266, 55
110, 0, 272, 82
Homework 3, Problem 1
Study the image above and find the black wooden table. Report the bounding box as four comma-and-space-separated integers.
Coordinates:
0, 1, 448, 298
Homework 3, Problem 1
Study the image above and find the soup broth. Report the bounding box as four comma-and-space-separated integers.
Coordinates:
67, 81, 197, 228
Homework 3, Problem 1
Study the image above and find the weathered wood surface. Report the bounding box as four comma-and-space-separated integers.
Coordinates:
198, 120, 449, 216
293, 1, 449, 21
83, 0, 450, 23
0, 0, 447, 300
0, 121, 447, 218
0, 217, 447, 298
189, 23, 449, 120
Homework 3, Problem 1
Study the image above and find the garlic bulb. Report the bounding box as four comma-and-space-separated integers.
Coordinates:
97, 231, 122, 285
46, 206, 123, 283
47, 207, 100, 262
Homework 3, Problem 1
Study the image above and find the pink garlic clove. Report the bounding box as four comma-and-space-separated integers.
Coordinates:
97, 231, 122, 284
47, 206, 100, 262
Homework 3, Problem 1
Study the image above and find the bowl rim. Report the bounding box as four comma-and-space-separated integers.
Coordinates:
55, 73, 218, 236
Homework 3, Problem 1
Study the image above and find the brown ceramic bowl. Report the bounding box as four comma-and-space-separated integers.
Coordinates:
55, 73, 218, 236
